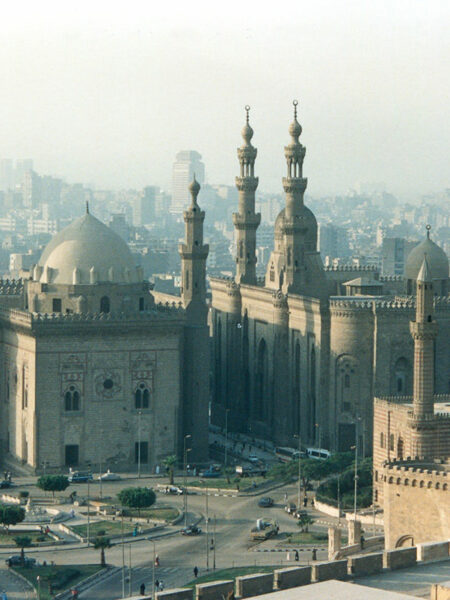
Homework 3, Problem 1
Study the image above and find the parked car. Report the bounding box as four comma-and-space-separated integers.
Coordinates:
258, 497, 274, 508
97, 471, 121, 481
5, 555, 36, 567
162, 485, 184, 495
248, 455, 261, 464
285, 502, 297, 514
199, 469, 221, 478
181, 525, 202, 536
236, 465, 267, 477
68, 471, 93, 483
0, 480, 13, 489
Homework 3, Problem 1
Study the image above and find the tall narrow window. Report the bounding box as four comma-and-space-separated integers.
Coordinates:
135, 383, 150, 409
52, 298, 62, 313
139, 297, 145, 311
100, 296, 110, 313
65, 386, 80, 411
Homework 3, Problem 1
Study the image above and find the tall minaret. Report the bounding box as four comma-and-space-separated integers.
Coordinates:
232, 105, 261, 284
281, 100, 308, 292
179, 176, 209, 320
410, 255, 438, 419
179, 176, 210, 462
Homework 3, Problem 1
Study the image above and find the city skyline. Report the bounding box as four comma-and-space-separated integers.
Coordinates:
0, 1, 448, 197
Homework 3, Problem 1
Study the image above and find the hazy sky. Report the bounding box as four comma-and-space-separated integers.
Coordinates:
0, 0, 448, 197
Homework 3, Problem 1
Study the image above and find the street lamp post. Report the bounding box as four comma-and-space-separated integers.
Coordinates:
87, 477, 91, 547
184, 434, 192, 528
337, 474, 341, 527
201, 479, 209, 570
294, 434, 302, 510
138, 410, 142, 479
99, 429, 104, 500
315, 423, 322, 449
213, 514, 216, 570
149, 539, 156, 599
36, 575, 41, 600
128, 544, 132, 597
121, 507, 126, 599
224, 408, 230, 468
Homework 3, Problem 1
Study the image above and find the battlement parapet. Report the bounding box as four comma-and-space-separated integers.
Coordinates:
0, 278, 24, 295
325, 265, 378, 272
379, 275, 404, 281
383, 461, 449, 488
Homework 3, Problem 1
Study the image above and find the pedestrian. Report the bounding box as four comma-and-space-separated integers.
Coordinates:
1, 590, 7, 600
295, 550, 299, 562
284, 493, 288, 503
140, 583, 145, 595
159, 581, 164, 591
303, 496, 307, 508
155, 579, 159, 589
310, 498, 314, 508
155, 554, 160, 567
312, 548, 317, 561
7, 472, 11, 482
193, 566, 199, 578
3, 471, 7, 480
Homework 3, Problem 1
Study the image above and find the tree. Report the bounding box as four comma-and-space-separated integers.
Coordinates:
14, 535, 32, 549
223, 466, 234, 484
117, 487, 156, 517
36, 475, 69, 499
163, 455, 177, 485
93, 536, 111, 567
0, 504, 25, 533
297, 513, 314, 533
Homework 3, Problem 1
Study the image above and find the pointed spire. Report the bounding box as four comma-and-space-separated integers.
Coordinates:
188, 174, 201, 207
241, 104, 254, 146
417, 254, 432, 283
288, 99, 302, 144
86, 200, 90, 214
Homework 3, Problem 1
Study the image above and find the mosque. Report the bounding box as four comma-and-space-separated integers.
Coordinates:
0, 184, 210, 473
210, 103, 450, 455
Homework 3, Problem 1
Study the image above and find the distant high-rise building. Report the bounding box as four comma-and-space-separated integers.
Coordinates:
22, 170, 42, 208
109, 213, 129, 241
15, 159, 34, 185
381, 237, 418, 276
133, 186, 158, 226
0, 159, 14, 191
171, 151, 205, 214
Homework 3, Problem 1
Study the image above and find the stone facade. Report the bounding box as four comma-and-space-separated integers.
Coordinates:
0, 198, 209, 473
211, 106, 450, 452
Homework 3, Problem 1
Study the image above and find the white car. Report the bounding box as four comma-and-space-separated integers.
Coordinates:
97, 471, 121, 481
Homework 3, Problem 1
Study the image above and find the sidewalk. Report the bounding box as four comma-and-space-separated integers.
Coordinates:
0, 567, 35, 599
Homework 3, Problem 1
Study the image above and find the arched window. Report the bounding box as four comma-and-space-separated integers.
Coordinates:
135, 383, 150, 409
394, 358, 408, 394
239, 242, 244, 259
100, 296, 110, 313
254, 339, 267, 420
389, 433, 395, 451
65, 386, 80, 411
185, 270, 189, 291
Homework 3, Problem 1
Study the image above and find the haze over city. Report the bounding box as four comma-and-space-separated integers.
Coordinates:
0, 0, 448, 196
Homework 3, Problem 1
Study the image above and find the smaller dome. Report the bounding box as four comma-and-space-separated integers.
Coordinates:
405, 231, 449, 281
188, 176, 201, 197
289, 119, 302, 141
241, 122, 254, 145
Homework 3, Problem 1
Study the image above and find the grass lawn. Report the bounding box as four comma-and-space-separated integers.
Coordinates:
0, 531, 52, 545
189, 477, 267, 491
14, 564, 102, 600
186, 566, 278, 587
71, 520, 135, 540
285, 531, 328, 544
121, 507, 179, 521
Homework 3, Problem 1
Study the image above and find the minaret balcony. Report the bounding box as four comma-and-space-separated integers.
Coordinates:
282, 178, 307, 194
235, 177, 259, 192
409, 320, 438, 339
232, 212, 261, 228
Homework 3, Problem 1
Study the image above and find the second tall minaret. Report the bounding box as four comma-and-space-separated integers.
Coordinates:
233, 106, 261, 284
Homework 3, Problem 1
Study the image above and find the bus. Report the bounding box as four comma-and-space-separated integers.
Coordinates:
275, 446, 305, 463
306, 447, 331, 460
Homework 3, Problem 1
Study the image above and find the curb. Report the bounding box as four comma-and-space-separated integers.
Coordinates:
54, 565, 120, 600
8, 568, 37, 597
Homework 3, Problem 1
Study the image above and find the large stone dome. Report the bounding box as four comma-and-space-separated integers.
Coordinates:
36, 212, 140, 285
405, 234, 449, 282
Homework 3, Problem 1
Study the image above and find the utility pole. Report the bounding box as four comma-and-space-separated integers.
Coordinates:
87, 476, 91, 547
337, 474, 341, 527
138, 410, 142, 479
224, 408, 230, 467
353, 423, 359, 521
121, 508, 125, 599
202, 480, 209, 570
128, 544, 132, 597
99, 429, 103, 500
294, 434, 301, 509
149, 540, 156, 599
184, 434, 191, 528
213, 514, 216, 570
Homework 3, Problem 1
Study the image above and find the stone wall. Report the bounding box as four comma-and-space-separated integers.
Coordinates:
274, 567, 311, 590
348, 552, 383, 576
383, 547, 417, 570
383, 463, 450, 548
236, 573, 274, 598
195, 580, 234, 600
417, 541, 449, 563
312, 559, 347, 582
156, 589, 193, 600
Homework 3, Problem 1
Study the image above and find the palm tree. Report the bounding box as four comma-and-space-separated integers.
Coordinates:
297, 513, 314, 533
93, 536, 111, 567
163, 455, 177, 485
